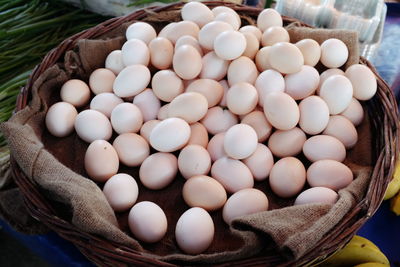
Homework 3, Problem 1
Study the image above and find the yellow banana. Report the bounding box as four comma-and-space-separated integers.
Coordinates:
354, 263, 390, 267
384, 159, 400, 200
390, 191, 400, 215
350, 235, 380, 251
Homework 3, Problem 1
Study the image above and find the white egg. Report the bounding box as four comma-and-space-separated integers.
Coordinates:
284, 65, 320, 100
214, 12, 241, 31
214, 31, 246, 60
90, 93, 123, 118
150, 118, 191, 152
201, 106, 238, 135
121, 39, 150, 66
239, 25, 262, 42
320, 38, 348, 68
181, 1, 214, 27
255, 69, 285, 106
198, 21, 233, 50
45, 102, 77, 137
319, 75, 353, 115
257, 8, 283, 32
126, 22, 156, 44
224, 124, 258, 160
200, 51, 229, 81
75, 110, 112, 143
60, 79, 90, 107
298, 95, 330, 135
133, 89, 161, 122
113, 65, 150, 98
103, 173, 139, 212
105, 50, 125, 75
340, 98, 364, 126
263, 91, 299, 130
111, 103, 143, 134
345, 64, 377, 100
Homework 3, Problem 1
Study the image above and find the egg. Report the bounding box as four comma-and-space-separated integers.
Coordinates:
269, 157, 306, 198
317, 68, 345, 94
150, 118, 191, 152
307, 160, 353, 191
263, 91, 299, 130
187, 122, 209, 148
157, 104, 170, 120
255, 46, 272, 72
128, 201, 167, 243
103, 173, 139, 212
198, 21, 233, 50
242, 143, 274, 181
158, 22, 176, 38
200, 51, 229, 80
132, 89, 161, 122
319, 75, 353, 115
207, 133, 226, 162
215, 12, 240, 30
218, 80, 229, 107
242, 32, 259, 59
151, 70, 184, 102
211, 157, 254, 193
84, 140, 119, 182
224, 124, 258, 160
175, 207, 214, 254
212, 6, 240, 26
139, 152, 178, 190
320, 38, 348, 68
241, 111, 272, 142
168, 92, 208, 123
298, 96, 329, 135
110, 103, 143, 134
222, 188, 269, 224
178, 145, 211, 179
214, 31, 246, 60
175, 35, 203, 56
121, 39, 150, 66
75, 110, 112, 143
186, 79, 224, 108
90, 93, 123, 118
113, 133, 149, 167
269, 42, 304, 74
261, 26, 290, 46
268, 127, 306, 157
255, 69, 285, 106
303, 135, 346, 162
182, 175, 227, 211
60, 79, 91, 107
227, 56, 258, 86
181, 1, 213, 27
89, 68, 116, 95
45, 102, 77, 137
295, 39, 321, 67
201, 106, 238, 135
166, 20, 200, 43
173, 45, 202, 80
257, 8, 283, 32
148, 37, 174, 70
105, 50, 125, 75
227, 82, 258, 115
126, 22, 156, 44
239, 25, 262, 42
113, 65, 150, 98
323, 115, 358, 149
140, 120, 160, 142
285, 65, 320, 100
345, 64, 377, 100
340, 98, 364, 126
294, 187, 338, 205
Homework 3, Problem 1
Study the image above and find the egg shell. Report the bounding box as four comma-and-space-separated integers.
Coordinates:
187, 122, 209, 148
178, 145, 211, 179
340, 98, 364, 126
173, 45, 202, 80
111, 103, 143, 134
269, 157, 306, 198
200, 51, 229, 81
201, 106, 238, 135
242, 143, 274, 181
140, 120, 160, 143
182, 175, 227, 211
181, 1, 214, 27
269, 42, 304, 74
151, 70, 184, 102
186, 79, 224, 108
198, 21, 233, 50
165, 21, 200, 44
175, 207, 214, 254
263, 91, 299, 130
285, 65, 320, 100
128, 201, 167, 243
239, 25, 262, 42
307, 160, 353, 191
227, 82, 258, 115
150, 118, 191, 152
299, 95, 329, 135
211, 157, 254, 193
255, 69, 284, 106
214, 31, 246, 60
215, 12, 240, 30
227, 56, 258, 86
218, 80, 229, 107
212, 6, 241, 25
295, 39, 321, 67
175, 35, 203, 56
133, 89, 161, 122
89, 68, 116, 95
158, 22, 176, 38
121, 39, 150, 66
222, 188, 269, 224
323, 115, 358, 149
224, 124, 258, 160
319, 75, 353, 115
45, 102, 77, 138
157, 104, 170, 120
168, 92, 208, 123
113, 65, 150, 98
113, 133, 149, 167
320, 38, 348, 68
103, 173, 139, 212
105, 50, 125, 75
317, 68, 345, 94
60, 79, 91, 107
90, 93, 123, 118
126, 22, 156, 44
75, 110, 112, 143
242, 32, 259, 59
139, 152, 178, 190
148, 37, 173, 70
84, 140, 119, 182
207, 133, 226, 162
241, 111, 272, 142
261, 26, 290, 47
257, 8, 283, 32
294, 187, 338, 205
303, 135, 346, 162
255, 46, 272, 72
345, 64, 377, 100
268, 127, 306, 158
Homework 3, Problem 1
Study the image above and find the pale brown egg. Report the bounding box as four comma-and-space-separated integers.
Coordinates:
186, 79, 224, 107
150, 118, 191, 152
89, 68, 116, 95
121, 39, 150, 66
298, 95, 329, 135
255, 69, 285, 106
166, 21, 200, 44
257, 8, 283, 32
103, 173, 139, 212
178, 145, 211, 179
75, 110, 112, 143
45, 102, 77, 138
212, 6, 240, 26
255, 46, 272, 72
60, 79, 91, 107
105, 50, 125, 75
224, 124, 258, 160
168, 92, 208, 123
269, 42, 304, 74
263, 91, 299, 130
317, 68, 345, 94
200, 51, 229, 81
181, 1, 214, 28
157, 104, 170, 120
340, 98, 364, 126
226, 82, 258, 115
151, 70, 184, 102
214, 12, 240, 31
90, 93, 123, 118
158, 22, 177, 38
207, 133, 226, 162
198, 21, 233, 50
113, 65, 150, 98
175, 35, 203, 56
242, 32, 259, 59
294, 187, 338, 205
113, 133, 149, 167
268, 127, 307, 157
261, 26, 290, 46
188, 122, 209, 148
201, 106, 238, 135
323, 115, 358, 149
285, 65, 320, 100
133, 89, 161, 122
307, 160, 353, 191
242, 143, 274, 181
320, 38, 348, 68
148, 37, 173, 70
227, 56, 258, 86
84, 140, 119, 182
140, 120, 160, 143
345, 64, 377, 101
241, 110, 272, 142
173, 45, 202, 80
319, 75, 353, 115
239, 25, 262, 42
126, 22, 156, 44
303, 135, 346, 162
218, 80, 229, 107
214, 31, 246, 60
295, 39, 321, 67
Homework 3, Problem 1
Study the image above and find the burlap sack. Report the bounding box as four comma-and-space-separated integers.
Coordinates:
0, 25, 372, 263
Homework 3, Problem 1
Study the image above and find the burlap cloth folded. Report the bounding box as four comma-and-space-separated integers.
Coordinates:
0, 24, 372, 264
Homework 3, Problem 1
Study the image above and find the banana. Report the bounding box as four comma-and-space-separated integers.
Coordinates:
384, 159, 400, 200
354, 263, 390, 267
350, 235, 380, 251
390, 191, 400, 215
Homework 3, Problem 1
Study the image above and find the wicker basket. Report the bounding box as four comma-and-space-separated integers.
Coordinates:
9, 1, 399, 266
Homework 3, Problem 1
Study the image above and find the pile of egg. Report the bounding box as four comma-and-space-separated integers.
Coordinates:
45, 2, 378, 255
